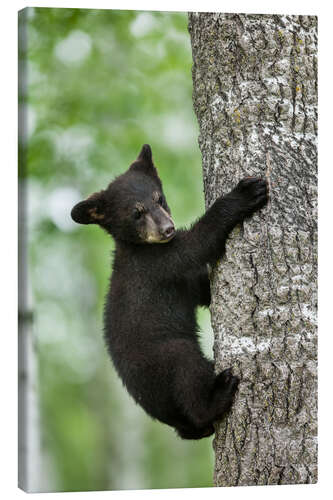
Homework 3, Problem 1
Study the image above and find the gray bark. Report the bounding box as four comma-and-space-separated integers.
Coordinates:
189, 13, 317, 486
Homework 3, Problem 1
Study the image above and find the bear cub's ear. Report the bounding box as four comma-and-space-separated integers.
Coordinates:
71, 191, 106, 225
137, 144, 153, 164
131, 144, 160, 181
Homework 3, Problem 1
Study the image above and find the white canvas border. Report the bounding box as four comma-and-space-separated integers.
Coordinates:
1, 1, 330, 499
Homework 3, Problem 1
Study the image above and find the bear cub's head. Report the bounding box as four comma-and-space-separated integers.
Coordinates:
71, 144, 175, 245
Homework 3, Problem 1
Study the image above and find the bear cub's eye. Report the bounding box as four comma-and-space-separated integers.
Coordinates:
134, 209, 142, 220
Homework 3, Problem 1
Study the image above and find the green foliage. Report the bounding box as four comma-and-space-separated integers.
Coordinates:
22, 6, 213, 491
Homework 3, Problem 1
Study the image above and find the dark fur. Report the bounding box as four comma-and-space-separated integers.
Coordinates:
71, 144, 268, 439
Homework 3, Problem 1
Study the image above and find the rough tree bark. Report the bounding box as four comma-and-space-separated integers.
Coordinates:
189, 13, 317, 486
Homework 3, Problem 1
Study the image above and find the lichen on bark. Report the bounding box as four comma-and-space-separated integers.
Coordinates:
189, 13, 317, 486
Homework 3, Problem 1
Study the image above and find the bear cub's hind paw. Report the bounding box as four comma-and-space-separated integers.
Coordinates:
215, 368, 240, 394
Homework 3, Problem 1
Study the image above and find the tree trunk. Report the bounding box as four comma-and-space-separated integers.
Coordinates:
188, 13, 317, 486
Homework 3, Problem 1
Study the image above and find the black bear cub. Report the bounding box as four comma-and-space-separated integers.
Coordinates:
71, 144, 268, 439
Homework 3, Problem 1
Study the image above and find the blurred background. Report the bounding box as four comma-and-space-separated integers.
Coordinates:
19, 7, 215, 492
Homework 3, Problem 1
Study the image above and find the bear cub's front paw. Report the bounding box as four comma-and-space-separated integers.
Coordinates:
234, 177, 269, 217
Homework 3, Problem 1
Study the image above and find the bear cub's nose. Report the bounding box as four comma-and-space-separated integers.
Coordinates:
161, 223, 175, 239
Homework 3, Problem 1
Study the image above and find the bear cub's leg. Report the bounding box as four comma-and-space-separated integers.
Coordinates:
174, 353, 239, 439
176, 368, 239, 439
